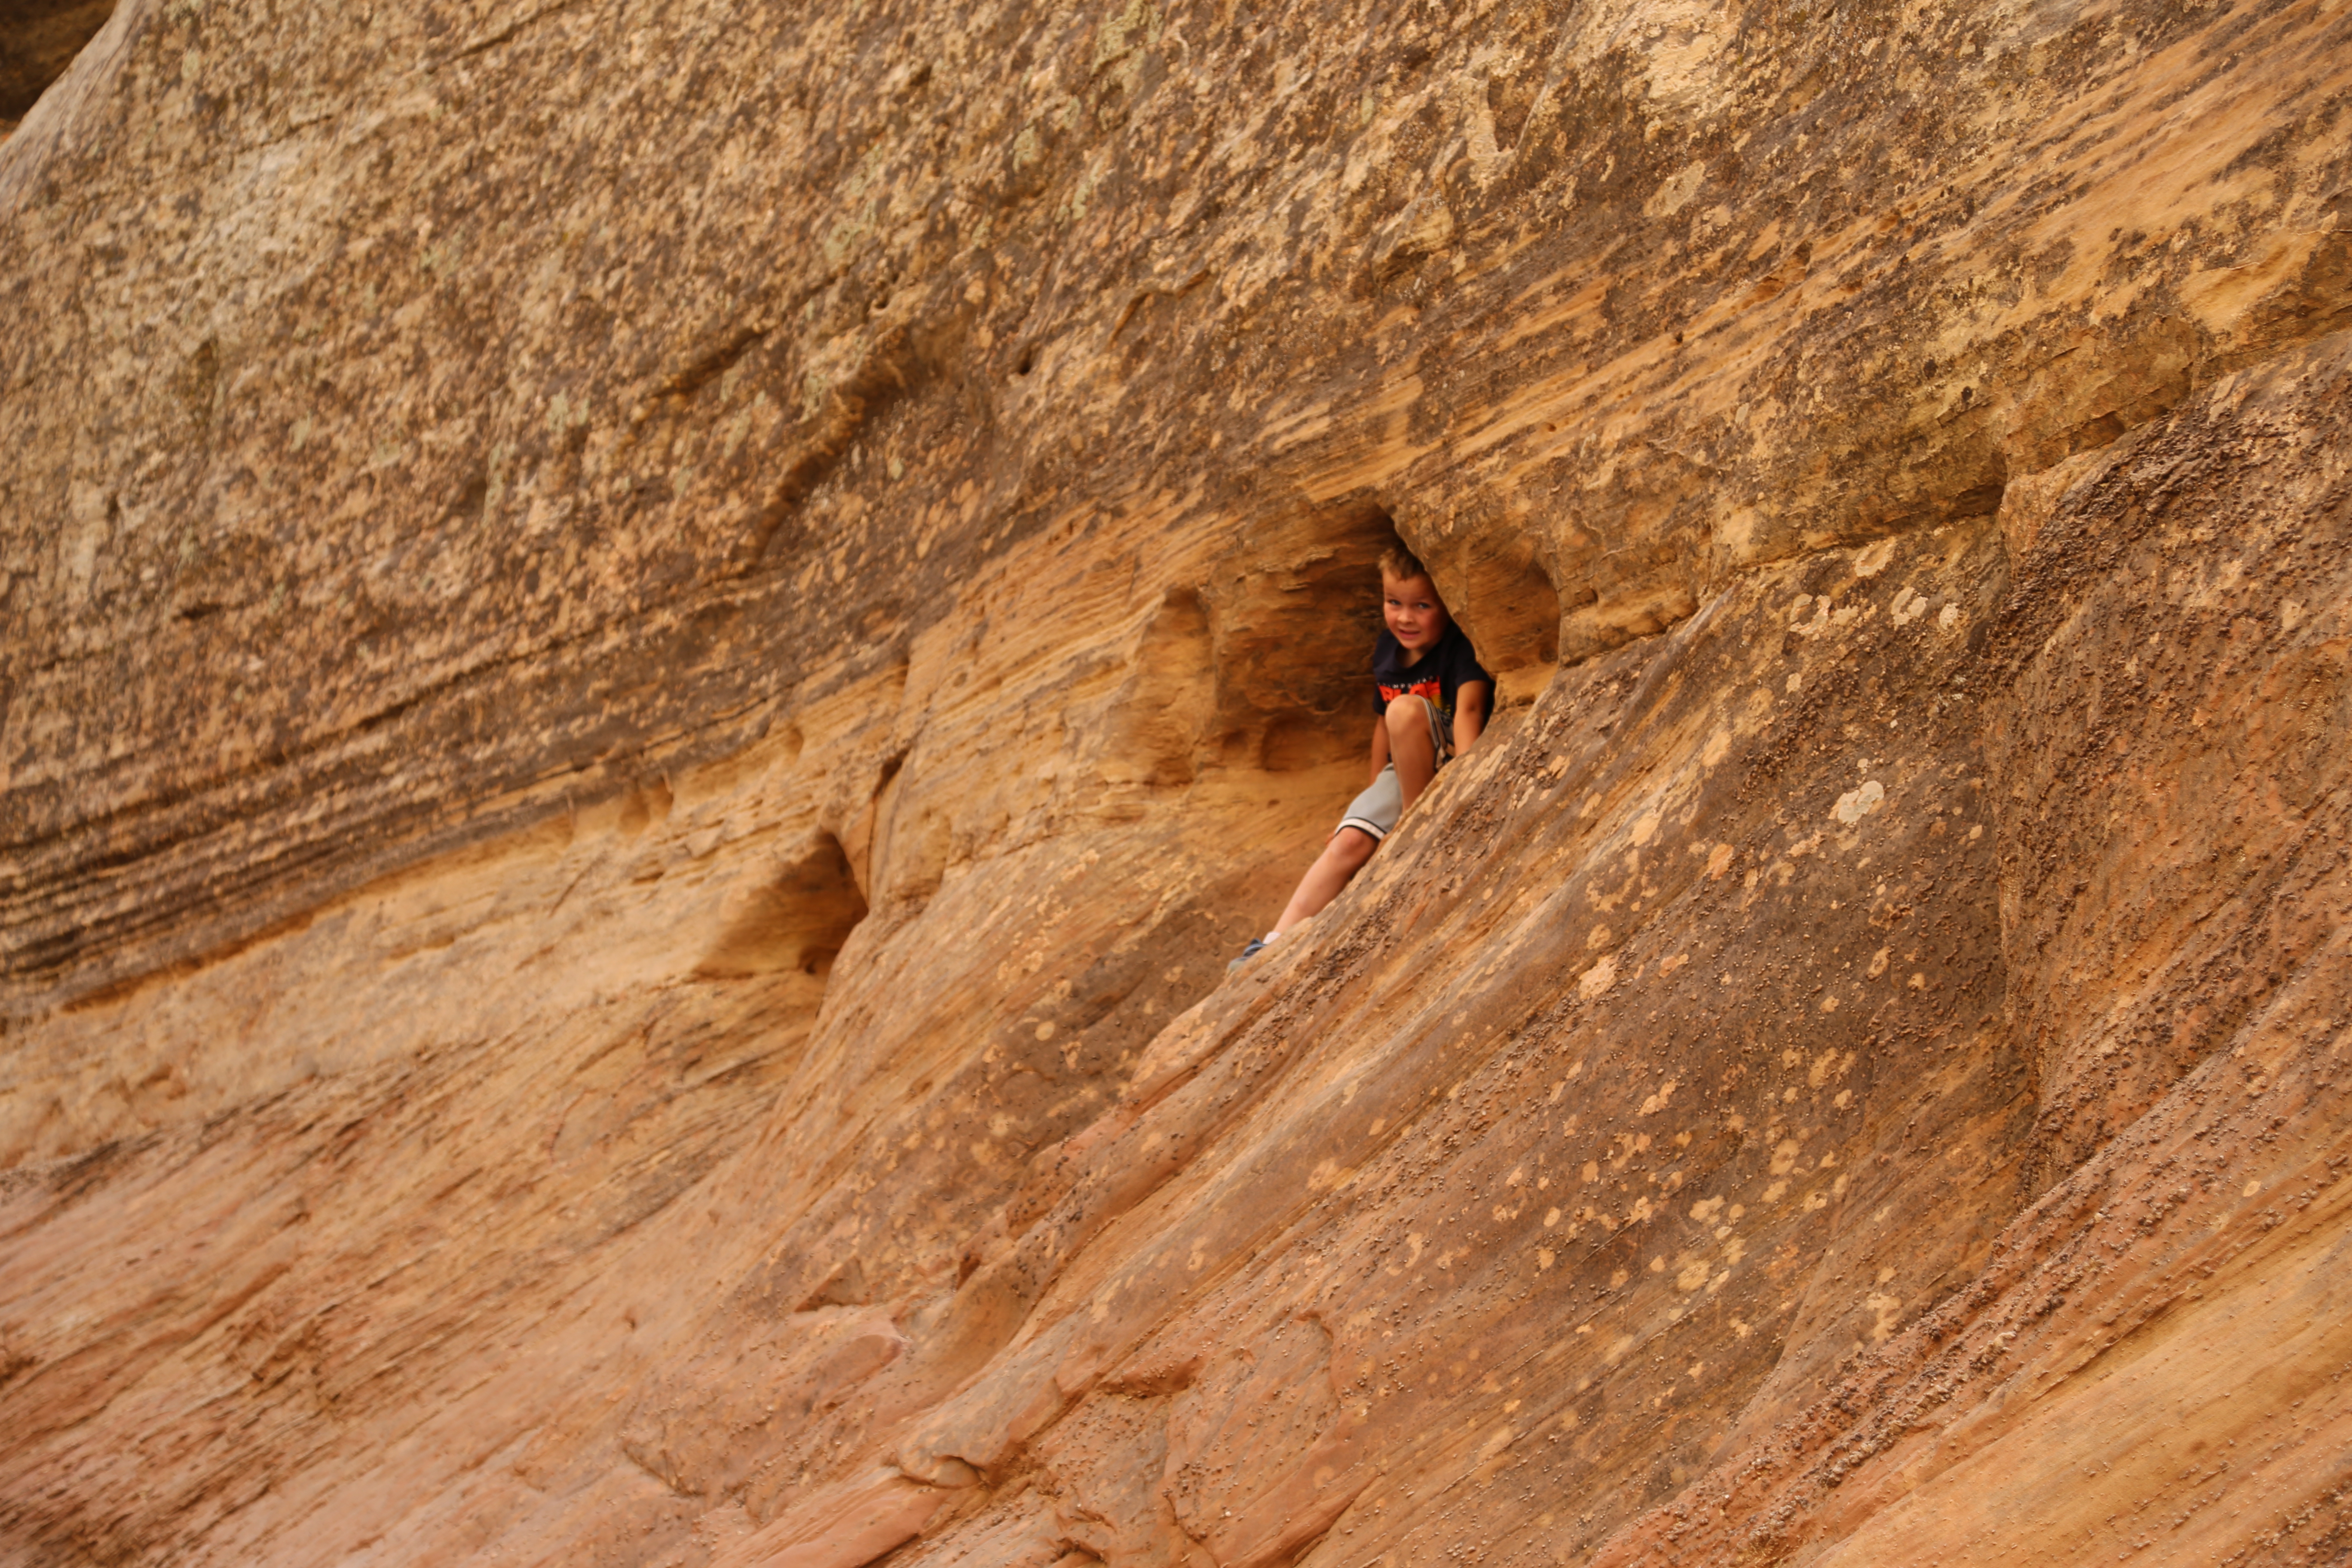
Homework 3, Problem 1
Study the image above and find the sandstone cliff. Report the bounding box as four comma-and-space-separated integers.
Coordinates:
3, 0, 2349, 1565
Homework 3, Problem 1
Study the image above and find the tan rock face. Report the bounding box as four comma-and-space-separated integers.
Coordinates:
2, 1, 2348, 1565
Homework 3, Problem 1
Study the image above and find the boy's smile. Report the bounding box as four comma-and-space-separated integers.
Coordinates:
1382, 571, 1448, 659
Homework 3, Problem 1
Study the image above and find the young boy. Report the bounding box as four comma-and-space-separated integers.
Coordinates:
1233, 546, 1493, 968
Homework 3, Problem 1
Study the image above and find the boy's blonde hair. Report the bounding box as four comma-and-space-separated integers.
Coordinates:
1378, 544, 1432, 585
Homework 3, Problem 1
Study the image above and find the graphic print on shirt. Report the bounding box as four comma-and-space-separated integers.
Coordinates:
1379, 674, 1445, 709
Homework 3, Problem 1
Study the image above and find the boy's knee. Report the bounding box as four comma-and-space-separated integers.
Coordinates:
1386, 693, 1431, 720
1333, 825, 1379, 867
1384, 695, 1435, 749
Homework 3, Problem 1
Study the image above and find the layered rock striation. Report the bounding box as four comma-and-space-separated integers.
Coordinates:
3, 0, 2349, 1565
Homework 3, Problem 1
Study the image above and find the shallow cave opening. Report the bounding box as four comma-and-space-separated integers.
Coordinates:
1189, 498, 1562, 775
1192, 501, 1403, 776
1411, 513, 1564, 710
695, 830, 870, 986
0, 0, 116, 128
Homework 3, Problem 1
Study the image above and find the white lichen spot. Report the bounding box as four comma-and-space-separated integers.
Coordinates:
1579, 954, 1618, 1000
1937, 602, 1963, 634
1644, 159, 1708, 218
1834, 780, 1886, 825
1867, 946, 1891, 978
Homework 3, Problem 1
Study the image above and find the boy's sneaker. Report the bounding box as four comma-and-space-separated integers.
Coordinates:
1227, 936, 1272, 973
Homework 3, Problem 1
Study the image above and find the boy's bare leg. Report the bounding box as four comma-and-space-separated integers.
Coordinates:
1273, 827, 1378, 935
1386, 695, 1438, 806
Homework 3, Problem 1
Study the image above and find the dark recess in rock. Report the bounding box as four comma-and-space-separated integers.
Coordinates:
0, 0, 112, 122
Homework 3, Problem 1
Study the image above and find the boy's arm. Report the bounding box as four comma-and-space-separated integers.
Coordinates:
1367, 713, 1391, 783
1452, 681, 1491, 755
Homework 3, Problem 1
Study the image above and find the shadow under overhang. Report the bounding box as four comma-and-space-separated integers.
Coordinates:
1, 0, 116, 126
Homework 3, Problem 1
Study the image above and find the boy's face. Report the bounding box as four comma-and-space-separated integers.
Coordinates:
1382, 571, 1449, 654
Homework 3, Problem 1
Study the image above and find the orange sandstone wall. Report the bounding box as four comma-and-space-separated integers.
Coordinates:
2, 1, 2349, 1565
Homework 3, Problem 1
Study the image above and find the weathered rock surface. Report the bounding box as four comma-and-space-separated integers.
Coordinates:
2, 0, 2348, 1565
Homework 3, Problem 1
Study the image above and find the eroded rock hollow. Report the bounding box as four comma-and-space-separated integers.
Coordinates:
3, 0, 2349, 1563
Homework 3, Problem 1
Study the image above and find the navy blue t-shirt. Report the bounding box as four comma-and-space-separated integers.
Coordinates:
1373, 625, 1492, 750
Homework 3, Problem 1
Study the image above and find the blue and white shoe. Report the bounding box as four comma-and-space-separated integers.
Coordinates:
1227, 936, 1271, 973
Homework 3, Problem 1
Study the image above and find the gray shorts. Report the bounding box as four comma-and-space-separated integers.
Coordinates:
1336, 699, 1448, 843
